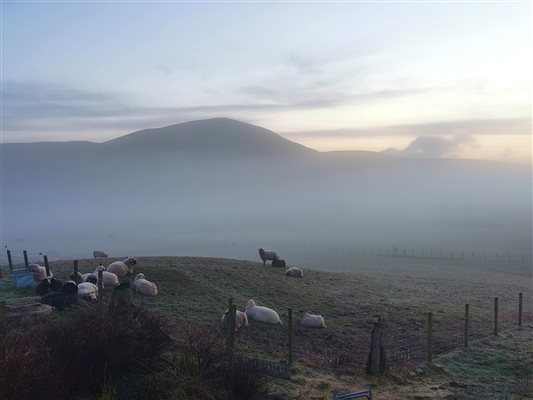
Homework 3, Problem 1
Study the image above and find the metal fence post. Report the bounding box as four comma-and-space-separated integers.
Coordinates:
493, 297, 499, 336
288, 308, 293, 365
6, 249, 13, 273
464, 304, 469, 348
23, 250, 29, 267
427, 312, 433, 363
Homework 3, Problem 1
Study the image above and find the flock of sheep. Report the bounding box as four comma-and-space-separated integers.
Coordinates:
25, 248, 324, 329
26, 256, 158, 310
218, 249, 326, 330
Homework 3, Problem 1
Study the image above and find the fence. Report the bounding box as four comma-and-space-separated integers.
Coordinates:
1, 249, 530, 379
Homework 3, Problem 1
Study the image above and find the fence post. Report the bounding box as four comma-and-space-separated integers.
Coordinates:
43, 255, 50, 278
226, 297, 233, 349
366, 315, 385, 375
493, 297, 499, 336
23, 250, 29, 267
228, 305, 236, 351
427, 312, 433, 363
6, 249, 13, 273
518, 292, 523, 327
288, 308, 293, 365
464, 304, 469, 348
73, 260, 79, 273
98, 269, 104, 313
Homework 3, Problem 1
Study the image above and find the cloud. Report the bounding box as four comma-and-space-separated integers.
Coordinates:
383, 135, 477, 158
284, 118, 532, 138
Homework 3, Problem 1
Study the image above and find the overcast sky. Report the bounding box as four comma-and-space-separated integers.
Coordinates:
2, 2, 531, 163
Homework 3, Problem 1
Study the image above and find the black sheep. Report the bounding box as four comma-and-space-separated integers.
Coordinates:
36, 278, 63, 296
272, 258, 286, 268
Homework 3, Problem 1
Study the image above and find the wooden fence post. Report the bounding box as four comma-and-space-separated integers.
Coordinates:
23, 250, 29, 267
228, 305, 236, 351
288, 308, 293, 365
493, 297, 499, 336
43, 255, 50, 278
518, 292, 523, 327
73, 260, 79, 273
226, 297, 233, 349
427, 312, 433, 363
366, 315, 386, 375
464, 304, 469, 348
98, 269, 104, 313
7, 249, 13, 273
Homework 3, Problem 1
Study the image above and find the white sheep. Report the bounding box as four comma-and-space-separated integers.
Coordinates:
245, 299, 282, 325
299, 311, 326, 328
93, 250, 108, 258
27, 263, 53, 282
220, 309, 249, 332
94, 265, 119, 287
133, 273, 158, 296
78, 282, 98, 303
258, 248, 278, 265
285, 267, 303, 278
107, 257, 136, 277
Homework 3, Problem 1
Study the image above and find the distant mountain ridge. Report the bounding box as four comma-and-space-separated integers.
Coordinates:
102, 118, 316, 156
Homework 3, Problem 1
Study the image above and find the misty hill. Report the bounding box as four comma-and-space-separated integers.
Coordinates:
104, 118, 316, 157
1, 118, 531, 260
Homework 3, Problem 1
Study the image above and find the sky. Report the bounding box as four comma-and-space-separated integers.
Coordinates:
2, 2, 532, 164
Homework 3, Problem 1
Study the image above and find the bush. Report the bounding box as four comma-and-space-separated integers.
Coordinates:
0, 306, 167, 400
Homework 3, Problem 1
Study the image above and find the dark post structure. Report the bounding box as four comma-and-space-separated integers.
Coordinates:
98, 269, 104, 313
23, 250, 29, 267
493, 297, 499, 336
226, 297, 233, 349
73, 260, 79, 273
288, 308, 294, 365
366, 315, 386, 375
518, 292, 523, 327
43, 255, 50, 278
228, 305, 236, 351
6, 249, 13, 273
427, 312, 433, 363
464, 304, 469, 348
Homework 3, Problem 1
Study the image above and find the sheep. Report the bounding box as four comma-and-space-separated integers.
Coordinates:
78, 282, 98, 303
40, 281, 78, 310
94, 265, 119, 287
27, 263, 53, 282
285, 267, 303, 279
82, 273, 98, 285
245, 299, 282, 325
272, 258, 286, 268
36, 277, 63, 296
70, 271, 84, 285
107, 257, 136, 277
258, 248, 278, 265
93, 250, 108, 258
220, 309, 249, 332
133, 273, 158, 296
299, 311, 326, 328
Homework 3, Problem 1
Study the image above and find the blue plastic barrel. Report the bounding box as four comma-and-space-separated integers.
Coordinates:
11, 268, 34, 288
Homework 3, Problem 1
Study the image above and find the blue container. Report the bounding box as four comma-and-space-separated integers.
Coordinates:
11, 268, 34, 289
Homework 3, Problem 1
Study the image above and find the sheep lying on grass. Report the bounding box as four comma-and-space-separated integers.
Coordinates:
93, 250, 108, 258
94, 265, 119, 287
40, 281, 78, 310
78, 282, 98, 303
82, 273, 98, 285
133, 273, 158, 296
285, 267, 303, 279
36, 278, 63, 296
220, 309, 249, 332
272, 258, 286, 268
107, 257, 136, 277
70, 271, 84, 285
258, 248, 278, 265
245, 299, 282, 325
27, 264, 53, 282
299, 311, 326, 328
